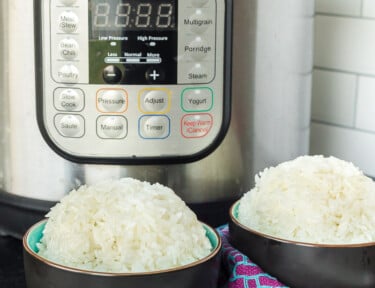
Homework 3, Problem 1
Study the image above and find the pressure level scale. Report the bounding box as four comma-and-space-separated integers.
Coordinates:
35, 0, 232, 164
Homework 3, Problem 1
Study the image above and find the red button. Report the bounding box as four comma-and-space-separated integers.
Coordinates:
181, 113, 213, 138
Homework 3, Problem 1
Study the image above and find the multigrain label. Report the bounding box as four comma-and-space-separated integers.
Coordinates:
184, 19, 213, 27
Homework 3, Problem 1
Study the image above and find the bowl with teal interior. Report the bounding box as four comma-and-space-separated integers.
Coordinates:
229, 200, 375, 288
23, 220, 221, 288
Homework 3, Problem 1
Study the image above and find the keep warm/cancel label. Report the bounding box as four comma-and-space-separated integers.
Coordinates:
181, 114, 213, 138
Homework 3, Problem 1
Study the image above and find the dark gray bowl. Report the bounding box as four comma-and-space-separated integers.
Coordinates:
229, 200, 375, 288
23, 220, 221, 288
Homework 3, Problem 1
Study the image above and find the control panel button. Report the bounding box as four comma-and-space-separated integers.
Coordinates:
42, 0, 227, 159
54, 114, 85, 138
97, 89, 128, 113
188, 63, 209, 83
185, 37, 212, 61
58, 11, 79, 33
58, 64, 79, 83
139, 116, 170, 139
103, 65, 122, 84
177, 0, 217, 84
97, 116, 128, 139
139, 89, 171, 113
145, 67, 166, 83
191, 0, 210, 7
54, 88, 84, 112
188, 10, 213, 34
181, 113, 213, 138
59, 0, 77, 6
59, 38, 79, 60
182, 88, 213, 111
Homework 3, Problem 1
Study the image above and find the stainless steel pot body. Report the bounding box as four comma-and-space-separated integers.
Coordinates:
0, 0, 313, 203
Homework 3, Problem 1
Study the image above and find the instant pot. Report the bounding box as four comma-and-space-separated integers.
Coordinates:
0, 0, 314, 238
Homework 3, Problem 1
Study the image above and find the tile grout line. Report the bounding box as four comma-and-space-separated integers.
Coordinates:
353, 75, 360, 129
315, 11, 372, 20
314, 66, 356, 76
314, 66, 375, 78
312, 119, 353, 130
360, 0, 364, 17
311, 119, 375, 136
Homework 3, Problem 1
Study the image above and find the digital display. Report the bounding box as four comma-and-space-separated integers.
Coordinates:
90, 0, 177, 37
88, 0, 178, 85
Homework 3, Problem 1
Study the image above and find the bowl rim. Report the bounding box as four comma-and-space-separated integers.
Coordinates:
23, 219, 221, 276
230, 200, 375, 248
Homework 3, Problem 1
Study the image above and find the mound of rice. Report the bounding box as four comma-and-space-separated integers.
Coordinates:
238, 155, 375, 244
37, 178, 212, 273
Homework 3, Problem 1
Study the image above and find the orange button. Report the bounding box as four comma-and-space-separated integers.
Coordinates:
96, 88, 128, 113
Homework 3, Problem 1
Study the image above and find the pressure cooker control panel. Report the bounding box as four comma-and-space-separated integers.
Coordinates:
35, 0, 232, 164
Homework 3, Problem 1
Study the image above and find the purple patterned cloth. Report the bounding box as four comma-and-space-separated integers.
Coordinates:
217, 225, 288, 288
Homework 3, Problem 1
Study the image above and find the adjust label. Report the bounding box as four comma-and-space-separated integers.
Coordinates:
181, 113, 213, 138
139, 88, 171, 113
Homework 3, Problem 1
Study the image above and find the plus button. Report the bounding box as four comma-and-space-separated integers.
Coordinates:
149, 70, 160, 80
146, 67, 165, 82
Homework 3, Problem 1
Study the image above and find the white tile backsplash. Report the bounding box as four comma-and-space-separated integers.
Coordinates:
314, 16, 375, 75
311, 123, 375, 176
315, 0, 362, 16
355, 76, 375, 131
311, 0, 375, 177
362, 0, 375, 18
312, 69, 356, 126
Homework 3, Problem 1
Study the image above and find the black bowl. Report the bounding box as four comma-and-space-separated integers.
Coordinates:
229, 200, 375, 288
23, 220, 221, 288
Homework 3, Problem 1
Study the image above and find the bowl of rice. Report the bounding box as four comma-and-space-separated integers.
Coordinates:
23, 178, 221, 288
229, 155, 375, 288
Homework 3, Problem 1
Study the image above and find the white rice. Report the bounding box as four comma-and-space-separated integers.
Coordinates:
37, 178, 212, 273
238, 155, 375, 244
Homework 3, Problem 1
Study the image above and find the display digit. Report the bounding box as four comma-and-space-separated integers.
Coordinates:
94, 3, 110, 27
90, 0, 176, 36
115, 3, 131, 27
135, 3, 152, 28
156, 4, 173, 28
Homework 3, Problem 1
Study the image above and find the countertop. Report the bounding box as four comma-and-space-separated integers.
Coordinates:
0, 236, 26, 288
